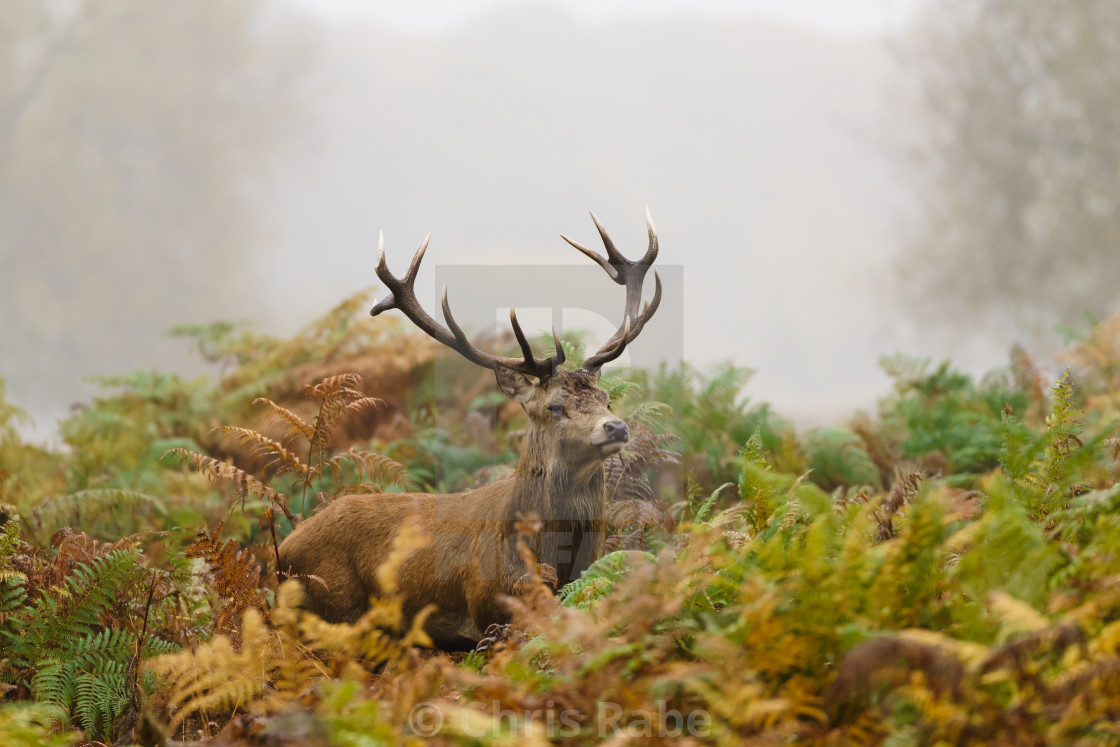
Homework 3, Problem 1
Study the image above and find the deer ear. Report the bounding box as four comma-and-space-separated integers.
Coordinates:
494, 365, 537, 403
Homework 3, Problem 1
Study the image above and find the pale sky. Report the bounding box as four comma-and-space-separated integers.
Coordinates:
292, 0, 919, 37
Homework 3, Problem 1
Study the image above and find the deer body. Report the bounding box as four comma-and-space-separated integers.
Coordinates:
279, 212, 661, 648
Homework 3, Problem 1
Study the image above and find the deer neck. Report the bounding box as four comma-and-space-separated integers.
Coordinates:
508, 436, 606, 526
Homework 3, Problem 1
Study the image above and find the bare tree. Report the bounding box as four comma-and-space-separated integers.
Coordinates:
896, 0, 1120, 342
0, 1, 315, 412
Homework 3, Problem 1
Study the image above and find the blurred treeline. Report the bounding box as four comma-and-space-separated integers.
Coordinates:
0, 1, 316, 415
898, 0, 1120, 340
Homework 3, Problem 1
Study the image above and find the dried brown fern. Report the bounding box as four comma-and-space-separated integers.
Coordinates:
251, 397, 315, 442
298, 373, 387, 515
210, 426, 307, 479
167, 373, 406, 538
183, 522, 267, 641
164, 448, 294, 524
303, 373, 385, 464
316, 447, 409, 494
875, 469, 928, 541
146, 521, 437, 739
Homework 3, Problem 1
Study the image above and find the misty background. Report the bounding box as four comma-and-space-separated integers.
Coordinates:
4, 0, 1118, 441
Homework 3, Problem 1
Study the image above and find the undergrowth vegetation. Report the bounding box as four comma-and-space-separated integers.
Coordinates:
2, 293, 1120, 745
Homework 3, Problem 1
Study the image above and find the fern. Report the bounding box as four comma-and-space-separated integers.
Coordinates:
34, 628, 174, 741
147, 523, 434, 736
3, 536, 175, 741
183, 522, 267, 640
303, 373, 384, 468
163, 448, 292, 522
167, 372, 406, 523
26, 549, 140, 650
1022, 368, 1086, 516
803, 428, 883, 491
28, 489, 167, 542
559, 550, 656, 610
0, 702, 78, 746
875, 470, 928, 541
211, 426, 308, 478
693, 482, 736, 525
998, 405, 1041, 481
0, 518, 31, 676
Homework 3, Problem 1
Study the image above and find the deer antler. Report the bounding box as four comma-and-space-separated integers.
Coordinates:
561, 206, 661, 371
372, 209, 660, 380
371, 232, 565, 381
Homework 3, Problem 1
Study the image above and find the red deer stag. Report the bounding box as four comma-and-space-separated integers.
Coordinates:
279, 210, 661, 648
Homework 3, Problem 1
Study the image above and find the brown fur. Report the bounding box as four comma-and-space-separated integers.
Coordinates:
278, 368, 625, 649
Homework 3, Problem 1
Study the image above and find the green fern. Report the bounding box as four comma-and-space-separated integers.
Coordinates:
600, 372, 642, 402
803, 428, 883, 491
29, 489, 167, 542
0, 518, 31, 675
0, 702, 77, 746
26, 549, 139, 649
1022, 369, 1085, 513
998, 406, 1041, 482
693, 482, 736, 525
4, 544, 178, 740
559, 550, 656, 610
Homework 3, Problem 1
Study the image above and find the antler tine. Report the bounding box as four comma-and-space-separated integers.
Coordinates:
370, 232, 459, 351
508, 308, 538, 364
440, 285, 491, 368
550, 326, 565, 362
576, 211, 662, 372
560, 233, 620, 281
589, 212, 628, 266
583, 269, 661, 370
406, 232, 431, 281
584, 315, 632, 369
642, 205, 659, 264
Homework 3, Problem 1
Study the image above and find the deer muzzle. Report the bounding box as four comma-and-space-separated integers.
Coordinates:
592, 418, 629, 454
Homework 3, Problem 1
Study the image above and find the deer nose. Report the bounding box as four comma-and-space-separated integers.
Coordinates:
604, 419, 629, 441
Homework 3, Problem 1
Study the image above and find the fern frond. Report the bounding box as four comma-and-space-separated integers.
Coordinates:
623, 400, 672, 429
183, 523, 267, 639
695, 482, 736, 524
314, 448, 409, 490
603, 377, 642, 401
211, 426, 308, 478
146, 610, 273, 731
163, 448, 292, 521
30, 490, 166, 538
252, 397, 314, 441
29, 549, 140, 649
559, 550, 656, 610
876, 470, 927, 541
302, 373, 384, 473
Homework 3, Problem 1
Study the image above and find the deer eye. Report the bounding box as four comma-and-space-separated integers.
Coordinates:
548, 404, 564, 416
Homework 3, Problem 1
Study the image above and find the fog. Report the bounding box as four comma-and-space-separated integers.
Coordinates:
4, 0, 1024, 442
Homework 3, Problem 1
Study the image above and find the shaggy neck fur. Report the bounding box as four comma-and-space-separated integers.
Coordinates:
506, 427, 608, 587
